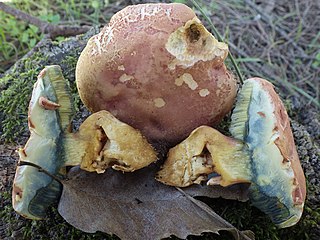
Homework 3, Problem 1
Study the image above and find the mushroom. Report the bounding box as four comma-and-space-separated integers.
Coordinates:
76, 3, 237, 146
156, 78, 306, 228
12, 65, 157, 219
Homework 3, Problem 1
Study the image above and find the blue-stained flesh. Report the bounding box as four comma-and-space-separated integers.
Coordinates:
13, 65, 74, 219
28, 179, 62, 218
230, 79, 301, 227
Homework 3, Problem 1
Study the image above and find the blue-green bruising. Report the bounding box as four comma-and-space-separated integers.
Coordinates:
28, 67, 69, 218
244, 81, 296, 226
249, 184, 290, 224
14, 66, 71, 219
230, 79, 299, 227
29, 179, 63, 218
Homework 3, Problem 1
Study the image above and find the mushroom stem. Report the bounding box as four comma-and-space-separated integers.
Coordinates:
156, 126, 251, 187
63, 110, 158, 173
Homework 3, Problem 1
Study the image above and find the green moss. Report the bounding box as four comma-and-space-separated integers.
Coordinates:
0, 37, 85, 143
0, 54, 46, 142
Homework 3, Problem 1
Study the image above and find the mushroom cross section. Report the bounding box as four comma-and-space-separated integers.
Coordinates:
156, 78, 306, 228
13, 65, 74, 219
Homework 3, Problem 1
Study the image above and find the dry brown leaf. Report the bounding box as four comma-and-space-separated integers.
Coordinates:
58, 164, 252, 240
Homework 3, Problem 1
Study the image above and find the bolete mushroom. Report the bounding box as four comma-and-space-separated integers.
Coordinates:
76, 3, 237, 145
12, 65, 157, 219
156, 78, 306, 228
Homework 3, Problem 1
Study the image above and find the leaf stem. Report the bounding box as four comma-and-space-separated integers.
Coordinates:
18, 161, 63, 184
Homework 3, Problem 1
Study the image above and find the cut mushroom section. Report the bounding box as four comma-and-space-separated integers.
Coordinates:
12, 66, 157, 220
156, 78, 306, 228
156, 126, 251, 187
13, 65, 74, 220
230, 78, 306, 228
63, 110, 157, 173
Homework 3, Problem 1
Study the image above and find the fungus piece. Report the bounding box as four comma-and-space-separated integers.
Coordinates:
119, 73, 134, 83
76, 3, 237, 146
63, 110, 157, 173
12, 66, 157, 220
174, 73, 198, 90
38, 96, 61, 110
13, 65, 74, 220
156, 126, 250, 187
156, 78, 306, 228
230, 78, 306, 228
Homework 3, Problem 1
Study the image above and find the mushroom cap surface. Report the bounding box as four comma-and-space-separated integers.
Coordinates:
76, 3, 237, 145
230, 77, 306, 228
